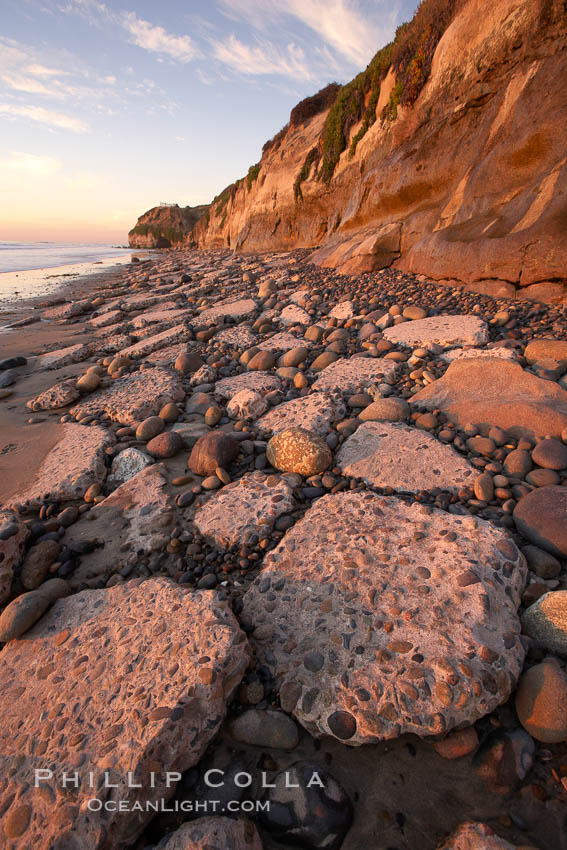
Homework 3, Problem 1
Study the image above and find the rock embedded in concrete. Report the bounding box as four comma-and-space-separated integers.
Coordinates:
257, 332, 310, 352
70, 367, 184, 425
9, 424, 113, 509
441, 347, 518, 363
337, 422, 475, 493
65, 465, 173, 588
198, 297, 257, 326
0, 578, 250, 849
258, 392, 346, 436
118, 323, 192, 359
383, 315, 489, 349
34, 343, 93, 371
312, 357, 400, 394
155, 818, 263, 850
194, 471, 295, 547
242, 491, 527, 744
214, 371, 281, 401
279, 304, 311, 325
411, 358, 567, 439
27, 380, 80, 411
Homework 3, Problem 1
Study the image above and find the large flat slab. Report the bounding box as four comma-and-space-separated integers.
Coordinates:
336, 422, 475, 493
312, 357, 400, 394
214, 371, 281, 401
69, 367, 184, 425
0, 578, 249, 849
9, 424, 113, 509
257, 392, 346, 436
118, 324, 191, 359
194, 471, 295, 548
383, 315, 488, 349
411, 358, 567, 439
198, 298, 257, 326
242, 491, 526, 744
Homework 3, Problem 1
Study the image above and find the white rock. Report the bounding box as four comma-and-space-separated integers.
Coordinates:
108, 448, 153, 487
329, 300, 354, 320
279, 304, 311, 325
257, 332, 310, 352
34, 343, 93, 371
70, 367, 184, 425
227, 390, 269, 420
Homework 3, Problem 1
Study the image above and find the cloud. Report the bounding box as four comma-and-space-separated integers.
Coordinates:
212, 35, 311, 78
0, 151, 62, 176
122, 12, 200, 62
218, 0, 400, 67
61, 2, 200, 64
0, 103, 88, 133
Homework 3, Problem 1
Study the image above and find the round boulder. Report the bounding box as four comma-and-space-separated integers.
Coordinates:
515, 658, 567, 743
267, 428, 332, 476
513, 485, 567, 557
521, 590, 567, 656
136, 416, 164, 442
532, 438, 567, 470
188, 432, 239, 476
146, 431, 184, 459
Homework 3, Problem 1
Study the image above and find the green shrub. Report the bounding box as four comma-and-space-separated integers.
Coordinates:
246, 163, 260, 191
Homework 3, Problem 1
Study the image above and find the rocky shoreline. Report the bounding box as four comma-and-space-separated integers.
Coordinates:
0, 249, 566, 849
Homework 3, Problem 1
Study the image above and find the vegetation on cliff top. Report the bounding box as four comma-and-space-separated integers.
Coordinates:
316, 0, 466, 184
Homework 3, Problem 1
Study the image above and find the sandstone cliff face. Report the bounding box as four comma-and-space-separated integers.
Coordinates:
192, 0, 567, 303
129, 204, 208, 248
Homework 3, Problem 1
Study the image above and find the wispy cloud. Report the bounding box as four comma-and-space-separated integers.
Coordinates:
122, 12, 200, 62
0, 103, 88, 132
211, 36, 311, 78
218, 0, 400, 68
61, 1, 200, 64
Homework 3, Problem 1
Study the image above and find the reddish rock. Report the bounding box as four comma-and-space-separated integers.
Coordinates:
146, 430, 184, 459
0, 578, 250, 849
188, 432, 239, 476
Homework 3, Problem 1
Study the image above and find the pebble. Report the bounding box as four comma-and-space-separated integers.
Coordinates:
146, 430, 184, 459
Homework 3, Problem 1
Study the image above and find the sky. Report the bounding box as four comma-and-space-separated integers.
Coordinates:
1, 0, 420, 243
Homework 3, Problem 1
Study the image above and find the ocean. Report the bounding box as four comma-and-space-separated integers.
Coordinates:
0, 241, 145, 307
